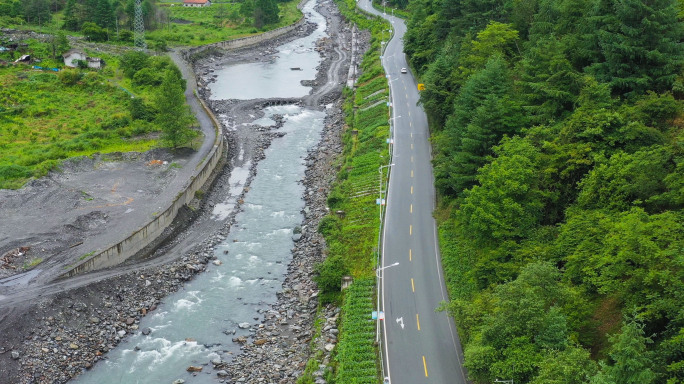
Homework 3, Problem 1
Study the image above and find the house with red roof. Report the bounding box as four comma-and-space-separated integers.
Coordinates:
183, 0, 211, 6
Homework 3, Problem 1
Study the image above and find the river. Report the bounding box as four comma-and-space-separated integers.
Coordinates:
74, 1, 327, 382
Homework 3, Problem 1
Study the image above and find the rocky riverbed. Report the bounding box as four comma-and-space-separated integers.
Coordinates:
0, 0, 370, 382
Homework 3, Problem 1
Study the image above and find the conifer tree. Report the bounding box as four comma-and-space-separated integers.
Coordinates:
62, 0, 80, 31
591, 0, 684, 96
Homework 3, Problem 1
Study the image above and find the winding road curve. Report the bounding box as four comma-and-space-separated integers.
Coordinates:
356, 1, 469, 383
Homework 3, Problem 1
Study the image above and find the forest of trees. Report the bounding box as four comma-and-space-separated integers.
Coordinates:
403, 0, 684, 382
0, 0, 283, 38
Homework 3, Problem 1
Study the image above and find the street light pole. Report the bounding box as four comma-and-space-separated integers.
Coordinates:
375, 261, 399, 342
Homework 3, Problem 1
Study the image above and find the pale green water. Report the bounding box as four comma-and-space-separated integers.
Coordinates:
75, 104, 325, 384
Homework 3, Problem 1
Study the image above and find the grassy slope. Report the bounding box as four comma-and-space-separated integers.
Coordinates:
0, 50, 159, 189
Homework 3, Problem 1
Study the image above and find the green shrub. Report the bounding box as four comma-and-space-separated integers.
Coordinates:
102, 114, 131, 130
318, 215, 342, 237
58, 69, 82, 85
117, 30, 134, 42
326, 189, 345, 209
81, 22, 108, 42
0, 164, 31, 181
129, 98, 155, 121
133, 67, 163, 87
314, 254, 349, 300
120, 51, 150, 79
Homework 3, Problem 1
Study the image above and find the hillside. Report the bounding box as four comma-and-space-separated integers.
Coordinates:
404, 0, 684, 382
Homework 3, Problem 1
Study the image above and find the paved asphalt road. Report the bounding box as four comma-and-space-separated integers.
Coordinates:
356, 1, 469, 383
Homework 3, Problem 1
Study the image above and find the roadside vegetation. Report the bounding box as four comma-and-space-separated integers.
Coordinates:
0, 39, 196, 189
304, 0, 391, 382
405, 0, 684, 382
0, 0, 301, 47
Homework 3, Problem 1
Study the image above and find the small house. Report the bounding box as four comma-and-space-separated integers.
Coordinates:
62, 49, 104, 69
183, 0, 211, 7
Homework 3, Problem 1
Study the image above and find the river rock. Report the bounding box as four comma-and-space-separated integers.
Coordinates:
238, 322, 251, 329
11, 350, 20, 360
217, 370, 229, 377
186, 366, 203, 372
142, 327, 151, 335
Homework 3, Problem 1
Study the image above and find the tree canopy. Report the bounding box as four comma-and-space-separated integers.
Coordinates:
406, 0, 684, 382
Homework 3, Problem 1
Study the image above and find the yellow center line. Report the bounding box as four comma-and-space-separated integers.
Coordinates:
411, 156, 414, 162
409, 249, 412, 261
409, 225, 412, 235
410, 204, 413, 213
410, 122, 413, 128
411, 278, 415, 292
411, 143, 414, 150
411, 170, 414, 177
417, 313, 421, 330
423, 356, 428, 377
411, 186, 413, 194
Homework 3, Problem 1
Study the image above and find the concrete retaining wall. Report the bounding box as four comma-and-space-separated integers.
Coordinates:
185, 17, 306, 59
60, 0, 310, 278
61, 96, 224, 278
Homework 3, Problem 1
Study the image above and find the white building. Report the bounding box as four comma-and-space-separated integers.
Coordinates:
62, 49, 104, 69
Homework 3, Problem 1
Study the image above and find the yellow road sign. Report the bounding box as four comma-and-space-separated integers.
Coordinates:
417, 83, 425, 91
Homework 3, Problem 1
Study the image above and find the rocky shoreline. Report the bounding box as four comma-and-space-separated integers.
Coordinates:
0, 0, 368, 382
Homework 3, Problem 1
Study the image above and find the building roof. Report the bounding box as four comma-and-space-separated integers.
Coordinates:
183, 0, 209, 3
62, 49, 84, 58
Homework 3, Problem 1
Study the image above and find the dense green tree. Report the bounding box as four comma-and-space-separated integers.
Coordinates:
530, 346, 597, 384
457, 137, 544, 244
94, 0, 114, 29
434, 56, 525, 197
254, 0, 279, 28
590, 0, 684, 96
518, 36, 582, 122
62, 0, 79, 30
401, 0, 684, 381
464, 262, 578, 382
22, 0, 52, 25
155, 70, 195, 149
81, 21, 107, 41
591, 318, 656, 384
120, 50, 149, 78
577, 146, 675, 213
418, 41, 460, 127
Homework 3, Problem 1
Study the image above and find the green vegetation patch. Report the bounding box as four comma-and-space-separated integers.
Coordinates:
0, 61, 156, 189
335, 278, 378, 384
148, 0, 302, 46
0, 40, 198, 189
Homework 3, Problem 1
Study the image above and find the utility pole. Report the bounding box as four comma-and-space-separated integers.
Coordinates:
134, 0, 146, 49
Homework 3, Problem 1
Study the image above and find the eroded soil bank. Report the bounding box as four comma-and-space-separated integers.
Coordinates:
0, 0, 369, 382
